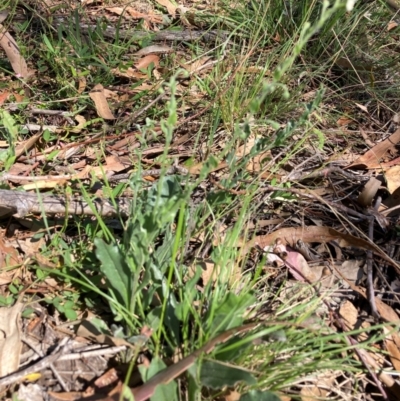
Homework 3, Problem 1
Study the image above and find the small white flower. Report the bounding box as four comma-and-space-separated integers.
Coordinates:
346, 0, 357, 11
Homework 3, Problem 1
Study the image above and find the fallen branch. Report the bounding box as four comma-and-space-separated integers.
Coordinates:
53, 18, 229, 42
0, 189, 130, 218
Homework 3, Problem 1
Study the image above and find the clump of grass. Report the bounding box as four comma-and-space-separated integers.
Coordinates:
3, 0, 399, 399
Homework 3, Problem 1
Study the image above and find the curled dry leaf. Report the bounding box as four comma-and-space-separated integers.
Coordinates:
135, 45, 174, 56
89, 84, 115, 120
0, 301, 24, 377
264, 242, 316, 282
0, 24, 30, 78
357, 177, 381, 207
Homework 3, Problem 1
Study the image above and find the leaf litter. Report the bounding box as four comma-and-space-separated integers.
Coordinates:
2, 0, 400, 400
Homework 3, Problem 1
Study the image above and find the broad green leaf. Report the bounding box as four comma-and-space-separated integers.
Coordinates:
146, 175, 182, 209
94, 238, 132, 309
64, 308, 77, 321
139, 357, 178, 401
240, 390, 282, 401
1, 110, 18, 138
198, 359, 256, 389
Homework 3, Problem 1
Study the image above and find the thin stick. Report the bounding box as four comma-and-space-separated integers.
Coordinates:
366, 197, 381, 319
0, 338, 71, 388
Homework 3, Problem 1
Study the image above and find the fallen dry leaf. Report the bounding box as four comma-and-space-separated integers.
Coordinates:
384, 165, 400, 194
15, 132, 42, 159
135, 54, 160, 70
135, 45, 173, 56
0, 91, 9, 105
242, 226, 400, 273
0, 300, 24, 377
111, 67, 147, 80
0, 233, 20, 268
300, 373, 334, 401
264, 242, 316, 282
94, 368, 119, 388
89, 84, 115, 120
107, 6, 163, 23
347, 128, 400, 169
357, 177, 381, 206
383, 327, 400, 371
0, 24, 30, 78
155, 0, 177, 16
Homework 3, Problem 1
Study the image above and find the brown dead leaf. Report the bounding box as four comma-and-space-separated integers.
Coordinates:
0, 300, 24, 377
347, 128, 400, 169
182, 56, 212, 73
242, 226, 400, 273
385, 165, 400, 194
336, 116, 353, 126
0, 24, 30, 78
77, 75, 86, 94
265, 242, 316, 282
196, 260, 242, 287
77, 155, 129, 180
111, 67, 147, 80
89, 84, 115, 120
383, 327, 400, 371
339, 300, 371, 342
107, 6, 163, 23
0, 91, 9, 105
388, 21, 398, 31
155, 0, 177, 16
94, 368, 119, 388
15, 132, 42, 159
339, 300, 358, 330
135, 54, 160, 70
224, 390, 241, 401
47, 391, 84, 401
0, 233, 20, 268
300, 377, 332, 401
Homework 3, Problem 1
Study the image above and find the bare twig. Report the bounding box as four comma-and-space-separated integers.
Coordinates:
22, 337, 69, 391
366, 197, 381, 319
0, 338, 71, 388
